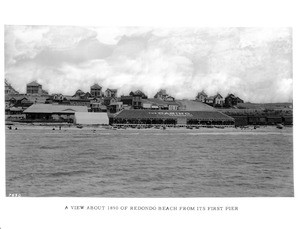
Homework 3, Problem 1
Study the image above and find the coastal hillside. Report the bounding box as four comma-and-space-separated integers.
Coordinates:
236, 102, 292, 110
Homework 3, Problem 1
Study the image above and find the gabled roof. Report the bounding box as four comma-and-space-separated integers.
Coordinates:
27, 81, 41, 87
75, 89, 84, 94
155, 89, 167, 96
166, 95, 175, 99
130, 90, 147, 97
106, 88, 118, 92
104, 97, 116, 101
198, 90, 207, 96
23, 104, 88, 114
226, 93, 236, 99
91, 83, 102, 89
214, 93, 223, 99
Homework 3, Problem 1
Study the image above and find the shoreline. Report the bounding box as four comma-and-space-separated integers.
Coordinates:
5, 122, 293, 133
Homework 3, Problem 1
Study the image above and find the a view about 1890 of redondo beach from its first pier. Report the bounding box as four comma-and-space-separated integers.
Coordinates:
5, 26, 293, 197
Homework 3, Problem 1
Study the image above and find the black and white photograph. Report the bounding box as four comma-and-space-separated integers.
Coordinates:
4, 26, 293, 197
1, 1, 299, 229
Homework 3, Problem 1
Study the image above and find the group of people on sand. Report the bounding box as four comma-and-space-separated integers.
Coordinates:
52, 126, 62, 130
7, 126, 17, 130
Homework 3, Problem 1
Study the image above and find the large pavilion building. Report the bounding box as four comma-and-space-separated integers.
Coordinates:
109, 110, 234, 127
23, 104, 88, 123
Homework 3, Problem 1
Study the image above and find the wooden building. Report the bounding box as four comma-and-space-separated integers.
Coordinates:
90, 83, 102, 97
195, 90, 207, 102
23, 104, 88, 123
105, 88, 118, 98
26, 81, 48, 95
110, 110, 234, 127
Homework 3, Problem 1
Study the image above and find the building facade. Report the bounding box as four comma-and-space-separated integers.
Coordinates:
90, 83, 102, 97
26, 81, 43, 94
154, 89, 168, 100
195, 91, 207, 102
105, 89, 118, 98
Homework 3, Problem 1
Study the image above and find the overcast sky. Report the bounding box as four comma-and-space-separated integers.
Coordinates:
5, 26, 292, 102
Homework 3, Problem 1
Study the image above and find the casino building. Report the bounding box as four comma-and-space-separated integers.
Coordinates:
109, 110, 235, 127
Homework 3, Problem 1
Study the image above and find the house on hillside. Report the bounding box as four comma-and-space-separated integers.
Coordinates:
165, 96, 175, 102
225, 94, 243, 107
90, 101, 107, 112
104, 97, 118, 106
26, 81, 48, 95
154, 89, 168, 100
213, 93, 224, 107
73, 89, 85, 97
120, 96, 133, 107
195, 90, 207, 102
53, 94, 65, 101
236, 97, 244, 104
90, 83, 102, 97
105, 88, 118, 98
205, 96, 214, 106
107, 101, 123, 113
141, 98, 179, 110
129, 90, 148, 99
46, 94, 70, 105
16, 97, 34, 108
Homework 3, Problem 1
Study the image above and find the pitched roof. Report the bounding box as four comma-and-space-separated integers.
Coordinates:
214, 93, 223, 99
6, 94, 49, 103
198, 91, 207, 96
114, 110, 234, 121
155, 89, 167, 96
106, 88, 118, 92
91, 83, 102, 89
27, 81, 41, 87
23, 104, 88, 114
226, 93, 236, 99
75, 89, 84, 94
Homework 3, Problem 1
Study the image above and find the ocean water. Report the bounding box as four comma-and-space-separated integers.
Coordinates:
6, 126, 293, 197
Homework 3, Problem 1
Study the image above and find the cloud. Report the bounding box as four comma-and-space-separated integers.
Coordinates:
5, 26, 292, 102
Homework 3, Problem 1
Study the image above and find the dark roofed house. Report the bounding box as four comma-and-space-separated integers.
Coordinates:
236, 97, 244, 104
104, 97, 117, 106
225, 94, 243, 107
213, 93, 224, 107
14, 97, 34, 108
165, 95, 175, 102
129, 90, 148, 99
26, 81, 43, 94
141, 98, 179, 110
90, 83, 102, 97
82, 92, 92, 99
195, 90, 207, 102
154, 89, 168, 100
105, 88, 118, 98
205, 96, 214, 106
73, 89, 85, 97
